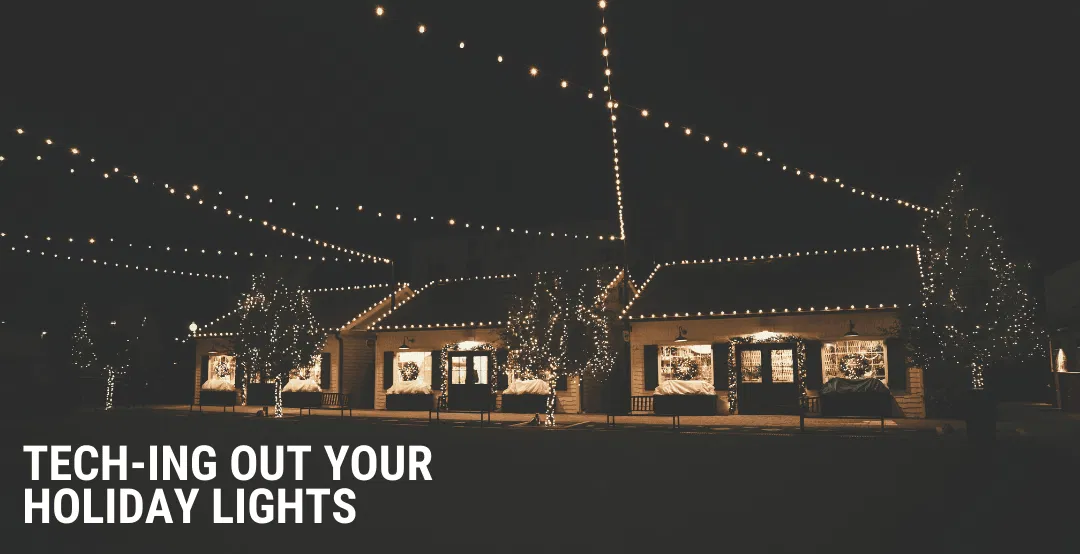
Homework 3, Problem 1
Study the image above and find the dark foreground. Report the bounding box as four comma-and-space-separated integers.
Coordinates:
3, 409, 1076, 552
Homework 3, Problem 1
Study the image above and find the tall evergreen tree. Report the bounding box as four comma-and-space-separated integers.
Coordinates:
233, 274, 322, 418
908, 171, 1046, 398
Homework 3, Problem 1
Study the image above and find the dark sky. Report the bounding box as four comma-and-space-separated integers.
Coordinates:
1, 1, 1077, 340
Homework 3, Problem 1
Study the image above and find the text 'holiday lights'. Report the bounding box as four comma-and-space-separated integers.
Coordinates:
373, 2, 938, 216
9, 129, 392, 263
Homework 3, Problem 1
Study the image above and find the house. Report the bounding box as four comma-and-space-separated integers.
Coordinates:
1046, 259, 1080, 410
190, 283, 413, 408
369, 267, 627, 413
622, 245, 926, 417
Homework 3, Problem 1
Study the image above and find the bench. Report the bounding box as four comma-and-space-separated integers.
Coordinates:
297, 392, 352, 418
799, 396, 887, 432
429, 395, 492, 427
606, 395, 681, 430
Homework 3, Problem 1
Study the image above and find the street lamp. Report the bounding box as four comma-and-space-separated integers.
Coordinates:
189, 322, 198, 333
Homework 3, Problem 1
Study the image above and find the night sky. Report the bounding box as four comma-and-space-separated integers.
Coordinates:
1, 2, 1077, 349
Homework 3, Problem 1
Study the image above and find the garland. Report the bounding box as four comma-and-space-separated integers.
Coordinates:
726, 334, 807, 414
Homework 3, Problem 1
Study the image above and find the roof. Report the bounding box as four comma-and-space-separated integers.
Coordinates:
196, 283, 404, 337
624, 244, 920, 321
372, 266, 623, 331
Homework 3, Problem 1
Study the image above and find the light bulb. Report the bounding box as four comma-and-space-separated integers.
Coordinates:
561, 80, 568, 88
641, 109, 649, 117
497, 55, 503, 62
529, 67, 538, 76
418, 24, 426, 33
375, 6, 384, 16
600, 26, 607, 34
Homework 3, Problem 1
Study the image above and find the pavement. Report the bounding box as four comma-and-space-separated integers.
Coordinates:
155, 403, 966, 435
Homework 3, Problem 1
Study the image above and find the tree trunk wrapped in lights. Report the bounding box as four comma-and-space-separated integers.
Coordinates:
500, 270, 618, 425
234, 274, 323, 418
903, 172, 1046, 409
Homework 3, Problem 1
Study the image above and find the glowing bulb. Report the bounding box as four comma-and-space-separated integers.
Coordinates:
641, 109, 649, 117
740, 147, 747, 154
587, 92, 593, 98
45, 139, 53, 145
529, 67, 538, 76
684, 128, 692, 135
605, 68, 611, 76
602, 48, 609, 57
664, 122, 670, 128
497, 55, 503, 63
192, 184, 199, 191
561, 80, 568, 88
704, 136, 710, 142
601, 26, 607, 34
459, 42, 465, 48
449, 219, 455, 226
70, 147, 79, 154
418, 24, 426, 33
599, 0, 607, 8
16, 128, 24, 134
375, 6, 384, 16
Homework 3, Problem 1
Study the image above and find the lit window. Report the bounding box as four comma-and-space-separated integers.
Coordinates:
209, 354, 236, 385
395, 351, 432, 385
659, 344, 714, 384
771, 349, 794, 383
290, 356, 322, 384
739, 350, 762, 383
449, 354, 488, 385
822, 340, 886, 383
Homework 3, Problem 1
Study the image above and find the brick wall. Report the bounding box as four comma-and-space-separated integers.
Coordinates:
629, 312, 926, 417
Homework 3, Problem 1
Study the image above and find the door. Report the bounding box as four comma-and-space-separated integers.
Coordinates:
447, 352, 493, 410
736, 344, 800, 414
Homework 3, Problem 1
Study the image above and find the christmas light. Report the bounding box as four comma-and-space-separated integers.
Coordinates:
6, 136, 392, 262
1, 240, 232, 280
598, 1, 626, 242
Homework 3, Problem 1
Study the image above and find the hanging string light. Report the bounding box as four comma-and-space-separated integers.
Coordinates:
367, 10, 938, 215
12, 129, 392, 263
1, 235, 231, 280
10, 130, 619, 244
0, 228, 359, 264
598, 0, 626, 241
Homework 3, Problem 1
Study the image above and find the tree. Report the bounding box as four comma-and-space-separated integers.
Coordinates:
906, 171, 1046, 406
501, 270, 617, 424
72, 302, 99, 379
233, 273, 323, 418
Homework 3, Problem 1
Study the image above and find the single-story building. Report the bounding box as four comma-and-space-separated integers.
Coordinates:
622, 245, 926, 417
369, 267, 627, 413
1046, 258, 1080, 410
191, 283, 413, 408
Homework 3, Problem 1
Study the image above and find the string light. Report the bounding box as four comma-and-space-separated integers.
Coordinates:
363, 13, 938, 217
598, 0, 626, 242
1, 230, 359, 264
9, 132, 392, 262
621, 243, 916, 317
0, 238, 231, 280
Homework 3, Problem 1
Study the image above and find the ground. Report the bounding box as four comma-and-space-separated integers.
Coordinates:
4, 405, 1078, 552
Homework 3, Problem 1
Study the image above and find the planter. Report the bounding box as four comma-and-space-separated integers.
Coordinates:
246, 383, 276, 408
386, 393, 436, 411
448, 386, 494, 411
500, 393, 551, 413
282, 391, 322, 409
199, 390, 237, 407
653, 394, 717, 416
819, 392, 892, 417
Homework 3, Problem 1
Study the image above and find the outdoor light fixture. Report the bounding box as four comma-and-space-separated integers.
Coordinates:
399, 336, 415, 350
844, 320, 859, 337
189, 322, 198, 333
673, 326, 688, 342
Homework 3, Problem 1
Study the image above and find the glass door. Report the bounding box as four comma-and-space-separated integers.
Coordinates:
447, 352, 492, 410
736, 344, 799, 414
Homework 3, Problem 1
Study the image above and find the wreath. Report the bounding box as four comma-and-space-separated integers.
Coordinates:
839, 353, 871, 379
399, 361, 420, 381
670, 356, 701, 380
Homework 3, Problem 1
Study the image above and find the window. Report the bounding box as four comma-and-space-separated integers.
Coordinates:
739, 350, 762, 383
822, 340, 886, 383
658, 344, 714, 384
449, 353, 489, 385
208, 354, 236, 385
394, 351, 432, 386
771, 349, 794, 383
290, 355, 322, 383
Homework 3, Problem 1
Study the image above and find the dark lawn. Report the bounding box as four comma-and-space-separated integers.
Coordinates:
3, 410, 1075, 552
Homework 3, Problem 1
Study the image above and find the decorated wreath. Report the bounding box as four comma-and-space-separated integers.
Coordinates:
399, 361, 420, 381
670, 356, 701, 380
839, 353, 872, 379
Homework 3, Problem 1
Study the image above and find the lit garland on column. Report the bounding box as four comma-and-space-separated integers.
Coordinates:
908, 171, 1046, 392
726, 334, 806, 414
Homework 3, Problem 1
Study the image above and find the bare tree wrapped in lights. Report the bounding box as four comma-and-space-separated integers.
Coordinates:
234, 273, 323, 418
905, 172, 1046, 409
501, 270, 617, 425
72, 302, 99, 379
